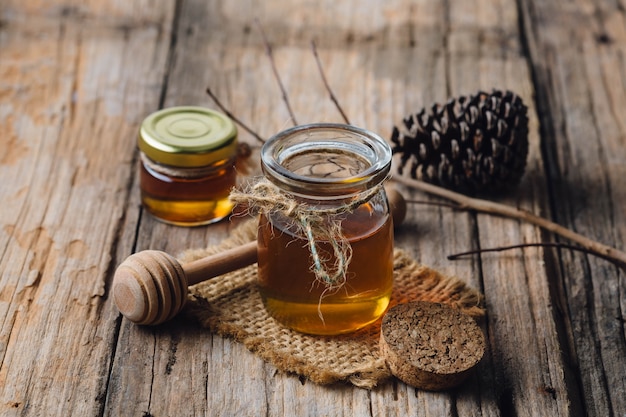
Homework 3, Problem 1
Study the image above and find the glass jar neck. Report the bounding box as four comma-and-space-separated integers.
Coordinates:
260, 123, 392, 200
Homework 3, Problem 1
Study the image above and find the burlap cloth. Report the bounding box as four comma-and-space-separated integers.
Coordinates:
182, 220, 484, 389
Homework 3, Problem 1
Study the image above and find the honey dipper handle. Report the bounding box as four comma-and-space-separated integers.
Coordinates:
184, 241, 258, 285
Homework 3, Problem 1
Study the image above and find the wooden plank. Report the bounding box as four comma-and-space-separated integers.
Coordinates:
0, 3, 174, 416
519, 1, 626, 416
446, 1, 577, 415
395, 0, 578, 416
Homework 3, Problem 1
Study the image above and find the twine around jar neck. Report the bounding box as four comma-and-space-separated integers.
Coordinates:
229, 178, 384, 291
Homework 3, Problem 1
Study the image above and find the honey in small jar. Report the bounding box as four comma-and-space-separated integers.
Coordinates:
138, 106, 238, 226
256, 123, 394, 335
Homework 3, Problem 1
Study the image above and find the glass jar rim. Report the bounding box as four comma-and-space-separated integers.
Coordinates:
261, 123, 392, 198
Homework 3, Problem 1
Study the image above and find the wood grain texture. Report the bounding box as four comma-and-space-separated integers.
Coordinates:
0, 1, 174, 415
0, 0, 624, 416
519, 1, 626, 416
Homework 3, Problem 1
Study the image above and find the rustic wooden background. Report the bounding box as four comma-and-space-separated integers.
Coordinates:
1, 0, 624, 416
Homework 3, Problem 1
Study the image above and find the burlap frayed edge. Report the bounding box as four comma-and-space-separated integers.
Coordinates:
180, 219, 484, 389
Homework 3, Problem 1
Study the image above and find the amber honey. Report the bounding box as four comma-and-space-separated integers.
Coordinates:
258, 202, 393, 335
258, 204, 393, 335
139, 158, 236, 226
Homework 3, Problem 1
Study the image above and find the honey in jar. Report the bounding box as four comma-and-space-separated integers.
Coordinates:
257, 123, 394, 335
138, 106, 238, 226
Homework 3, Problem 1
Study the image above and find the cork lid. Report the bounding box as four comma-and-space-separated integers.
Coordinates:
139, 106, 238, 167
380, 301, 486, 391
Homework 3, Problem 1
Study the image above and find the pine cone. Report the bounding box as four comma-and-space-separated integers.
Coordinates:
391, 90, 529, 194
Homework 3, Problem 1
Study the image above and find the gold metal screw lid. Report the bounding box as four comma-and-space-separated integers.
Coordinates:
139, 106, 238, 167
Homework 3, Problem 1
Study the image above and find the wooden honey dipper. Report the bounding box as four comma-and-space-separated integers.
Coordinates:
112, 188, 407, 325
112, 241, 258, 325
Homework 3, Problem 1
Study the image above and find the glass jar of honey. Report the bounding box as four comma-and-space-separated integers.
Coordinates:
138, 106, 238, 226
257, 123, 394, 335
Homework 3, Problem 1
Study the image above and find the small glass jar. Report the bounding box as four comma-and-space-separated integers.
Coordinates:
138, 106, 238, 226
257, 123, 394, 335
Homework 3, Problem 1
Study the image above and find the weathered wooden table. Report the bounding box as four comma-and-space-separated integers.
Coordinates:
1, 1, 624, 416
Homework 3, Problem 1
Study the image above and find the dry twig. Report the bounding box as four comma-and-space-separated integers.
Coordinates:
392, 175, 626, 269
206, 87, 265, 144
256, 19, 298, 126
447, 242, 620, 265
311, 40, 351, 125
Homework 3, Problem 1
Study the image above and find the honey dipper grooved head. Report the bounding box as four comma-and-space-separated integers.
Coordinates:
113, 250, 188, 325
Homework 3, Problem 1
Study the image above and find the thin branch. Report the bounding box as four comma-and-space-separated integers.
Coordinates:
448, 242, 620, 266
256, 20, 298, 126
311, 40, 351, 125
206, 87, 266, 144
392, 174, 626, 270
